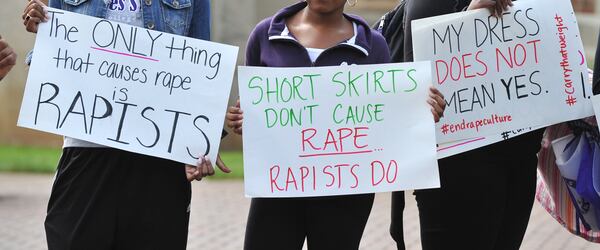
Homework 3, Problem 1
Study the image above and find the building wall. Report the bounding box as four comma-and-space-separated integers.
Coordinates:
0, 0, 58, 147
572, 0, 600, 60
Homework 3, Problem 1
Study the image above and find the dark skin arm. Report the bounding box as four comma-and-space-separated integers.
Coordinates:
0, 36, 17, 80
185, 155, 231, 182
22, 0, 49, 33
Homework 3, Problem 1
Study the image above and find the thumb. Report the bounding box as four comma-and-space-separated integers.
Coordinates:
216, 155, 231, 173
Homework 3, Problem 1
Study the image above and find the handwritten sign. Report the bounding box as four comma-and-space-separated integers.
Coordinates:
238, 63, 440, 198
412, 0, 593, 144
437, 127, 537, 159
18, 9, 239, 165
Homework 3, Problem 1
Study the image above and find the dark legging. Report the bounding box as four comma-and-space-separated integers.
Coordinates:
391, 1, 468, 249
244, 194, 374, 250
46, 148, 191, 250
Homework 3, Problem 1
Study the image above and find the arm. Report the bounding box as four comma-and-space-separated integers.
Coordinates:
23, 0, 50, 34
225, 21, 266, 135
0, 36, 17, 81
23, 0, 53, 65
186, 155, 231, 181
185, 0, 232, 181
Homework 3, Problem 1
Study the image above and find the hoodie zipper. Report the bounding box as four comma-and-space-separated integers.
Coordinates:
275, 38, 359, 67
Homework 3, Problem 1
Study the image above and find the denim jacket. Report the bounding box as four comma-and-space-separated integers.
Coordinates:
49, 0, 210, 38
28, 0, 218, 144
26, 0, 210, 64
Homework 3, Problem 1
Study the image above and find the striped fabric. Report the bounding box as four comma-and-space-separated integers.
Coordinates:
536, 117, 600, 243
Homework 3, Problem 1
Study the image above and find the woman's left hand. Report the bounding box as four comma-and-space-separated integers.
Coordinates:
185, 154, 231, 182
428, 87, 445, 123
0, 36, 16, 80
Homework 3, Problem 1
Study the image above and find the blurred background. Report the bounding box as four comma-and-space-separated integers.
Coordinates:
1, 1, 600, 250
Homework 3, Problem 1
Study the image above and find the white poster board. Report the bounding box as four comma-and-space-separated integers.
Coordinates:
238, 62, 440, 198
413, 0, 593, 145
437, 126, 538, 159
18, 8, 239, 165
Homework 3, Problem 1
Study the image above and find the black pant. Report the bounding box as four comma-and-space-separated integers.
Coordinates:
244, 194, 374, 250
390, 189, 444, 250
45, 147, 191, 250
391, 1, 468, 248
390, 130, 543, 250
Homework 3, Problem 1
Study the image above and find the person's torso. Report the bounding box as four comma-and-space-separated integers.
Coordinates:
247, 1, 390, 68
105, 0, 144, 27
253, 20, 388, 68
54, 0, 206, 37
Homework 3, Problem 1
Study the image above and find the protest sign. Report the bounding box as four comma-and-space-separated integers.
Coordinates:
412, 0, 593, 144
18, 9, 239, 165
238, 62, 440, 198
437, 70, 595, 158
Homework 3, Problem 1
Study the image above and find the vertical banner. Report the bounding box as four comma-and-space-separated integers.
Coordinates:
18, 9, 239, 165
238, 62, 440, 198
413, 0, 593, 147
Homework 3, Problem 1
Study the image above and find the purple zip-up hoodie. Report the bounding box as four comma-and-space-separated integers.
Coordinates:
245, 1, 391, 68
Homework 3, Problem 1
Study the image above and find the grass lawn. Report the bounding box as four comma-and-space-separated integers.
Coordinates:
0, 145, 244, 179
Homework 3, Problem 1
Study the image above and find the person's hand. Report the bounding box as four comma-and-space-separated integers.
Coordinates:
226, 99, 243, 135
185, 154, 232, 182
22, 0, 49, 33
467, 0, 513, 17
427, 86, 445, 123
0, 36, 17, 80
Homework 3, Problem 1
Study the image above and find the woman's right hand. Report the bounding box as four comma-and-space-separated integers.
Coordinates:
185, 154, 231, 182
468, 0, 513, 17
22, 0, 49, 33
226, 99, 243, 135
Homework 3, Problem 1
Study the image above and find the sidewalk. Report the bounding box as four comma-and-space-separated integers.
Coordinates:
0, 173, 597, 250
